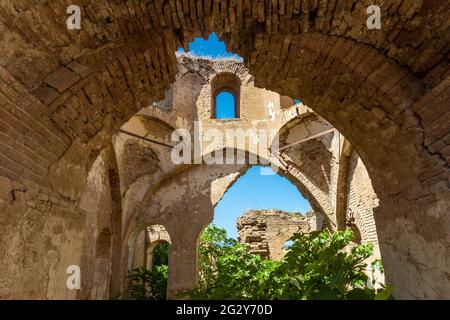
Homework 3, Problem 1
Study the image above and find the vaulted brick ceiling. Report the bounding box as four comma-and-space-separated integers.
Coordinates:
1, 1, 448, 86
0, 1, 448, 197
0, 1, 448, 300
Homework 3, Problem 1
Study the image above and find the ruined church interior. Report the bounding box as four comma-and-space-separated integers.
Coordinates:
0, 0, 448, 305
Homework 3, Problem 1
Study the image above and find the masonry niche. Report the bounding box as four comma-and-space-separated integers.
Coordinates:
211, 72, 241, 119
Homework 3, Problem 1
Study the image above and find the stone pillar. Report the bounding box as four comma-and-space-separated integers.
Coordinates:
145, 248, 153, 270
374, 185, 450, 299
166, 236, 199, 299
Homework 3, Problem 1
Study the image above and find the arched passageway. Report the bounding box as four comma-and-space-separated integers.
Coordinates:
0, 2, 448, 299
127, 224, 170, 299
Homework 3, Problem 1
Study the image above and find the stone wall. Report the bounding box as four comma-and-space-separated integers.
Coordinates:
116, 56, 364, 297
0, 3, 448, 298
237, 210, 323, 261
0, 54, 384, 299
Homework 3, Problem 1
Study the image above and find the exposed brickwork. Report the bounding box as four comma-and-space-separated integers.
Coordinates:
116, 57, 384, 298
237, 209, 323, 260
0, 2, 448, 299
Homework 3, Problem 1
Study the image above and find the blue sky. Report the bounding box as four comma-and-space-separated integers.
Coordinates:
177, 34, 312, 239
177, 32, 242, 60
214, 166, 312, 239
216, 91, 236, 119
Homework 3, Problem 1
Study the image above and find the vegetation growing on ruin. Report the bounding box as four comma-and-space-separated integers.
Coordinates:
124, 225, 391, 300
126, 265, 168, 300
124, 242, 170, 300
187, 225, 391, 300
152, 242, 170, 267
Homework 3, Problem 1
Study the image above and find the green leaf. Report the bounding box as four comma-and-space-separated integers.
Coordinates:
184, 225, 391, 300
375, 285, 395, 300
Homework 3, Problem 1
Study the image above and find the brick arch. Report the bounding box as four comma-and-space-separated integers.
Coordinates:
210, 72, 241, 118
128, 224, 171, 271
2, 1, 446, 87
250, 31, 427, 186
123, 149, 273, 245
276, 113, 337, 227
78, 144, 124, 300
334, 138, 381, 250
26, 30, 431, 200
122, 161, 248, 297
177, 54, 248, 83
8, 19, 437, 201
345, 150, 380, 246
125, 145, 333, 247
124, 149, 330, 296
0, 2, 448, 299
195, 148, 332, 225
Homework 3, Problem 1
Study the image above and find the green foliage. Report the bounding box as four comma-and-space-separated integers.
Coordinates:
124, 241, 170, 300
126, 265, 168, 300
153, 242, 170, 267
269, 230, 376, 299
186, 225, 392, 300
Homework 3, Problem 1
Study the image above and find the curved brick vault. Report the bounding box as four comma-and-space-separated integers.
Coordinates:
0, 1, 448, 299
114, 56, 384, 299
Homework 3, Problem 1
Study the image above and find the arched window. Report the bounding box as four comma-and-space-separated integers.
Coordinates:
215, 91, 236, 119
211, 72, 241, 119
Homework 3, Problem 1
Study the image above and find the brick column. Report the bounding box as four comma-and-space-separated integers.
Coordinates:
166, 234, 199, 299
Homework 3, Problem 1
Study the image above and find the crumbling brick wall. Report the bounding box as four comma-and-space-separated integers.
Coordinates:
237, 210, 323, 260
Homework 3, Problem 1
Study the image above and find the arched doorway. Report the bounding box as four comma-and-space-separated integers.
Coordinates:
0, 4, 447, 299
128, 225, 171, 300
